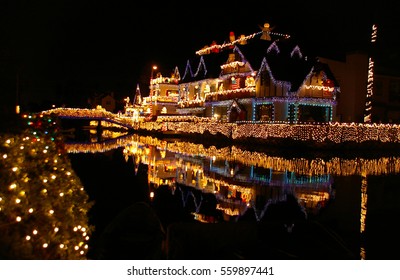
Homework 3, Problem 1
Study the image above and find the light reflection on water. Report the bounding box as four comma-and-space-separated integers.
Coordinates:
66, 132, 400, 260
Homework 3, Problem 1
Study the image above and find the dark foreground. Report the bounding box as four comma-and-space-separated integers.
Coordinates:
87, 199, 357, 260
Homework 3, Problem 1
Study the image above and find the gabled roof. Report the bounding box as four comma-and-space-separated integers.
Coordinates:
238, 36, 315, 92
175, 26, 337, 92
227, 45, 256, 74
178, 51, 226, 83
312, 60, 340, 87
180, 58, 194, 82
196, 53, 226, 79
265, 48, 315, 92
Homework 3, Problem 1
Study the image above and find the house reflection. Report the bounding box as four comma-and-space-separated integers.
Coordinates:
174, 156, 332, 222
121, 135, 333, 223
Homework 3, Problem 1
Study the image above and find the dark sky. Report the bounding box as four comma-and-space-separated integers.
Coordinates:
1, 0, 399, 112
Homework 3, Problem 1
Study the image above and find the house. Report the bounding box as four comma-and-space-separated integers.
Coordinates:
179, 31, 340, 124
136, 24, 400, 125
141, 25, 340, 124
89, 91, 116, 113
145, 70, 180, 116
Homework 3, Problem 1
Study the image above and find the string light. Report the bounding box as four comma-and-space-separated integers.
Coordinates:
195, 29, 290, 56
46, 106, 400, 147
364, 24, 378, 123
0, 113, 93, 259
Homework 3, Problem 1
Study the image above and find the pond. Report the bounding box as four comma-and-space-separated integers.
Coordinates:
66, 131, 400, 260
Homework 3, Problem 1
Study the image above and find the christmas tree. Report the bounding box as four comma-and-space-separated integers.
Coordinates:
0, 113, 93, 259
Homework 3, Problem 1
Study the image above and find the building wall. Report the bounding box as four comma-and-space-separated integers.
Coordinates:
319, 52, 369, 123
321, 51, 400, 123
372, 74, 400, 123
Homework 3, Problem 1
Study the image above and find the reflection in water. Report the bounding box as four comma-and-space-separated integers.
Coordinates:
360, 172, 368, 260
65, 134, 400, 177
67, 134, 335, 219
65, 132, 400, 259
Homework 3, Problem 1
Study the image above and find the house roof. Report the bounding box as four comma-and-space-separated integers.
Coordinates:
178, 51, 226, 83
175, 28, 338, 93
312, 60, 340, 87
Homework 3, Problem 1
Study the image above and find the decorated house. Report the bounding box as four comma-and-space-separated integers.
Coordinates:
140, 69, 180, 118
141, 25, 340, 124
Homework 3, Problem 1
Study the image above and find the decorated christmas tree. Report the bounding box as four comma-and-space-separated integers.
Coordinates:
0, 113, 93, 259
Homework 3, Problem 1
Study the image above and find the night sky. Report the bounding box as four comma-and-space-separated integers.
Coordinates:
1, 1, 399, 113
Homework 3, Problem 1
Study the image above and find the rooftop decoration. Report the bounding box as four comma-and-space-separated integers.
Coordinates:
196, 23, 291, 56
260, 22, 274, 41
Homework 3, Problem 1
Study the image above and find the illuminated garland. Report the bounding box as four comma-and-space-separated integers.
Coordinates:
193, 56, 207, 77
220, 61, 245, 69
204, 87, 256, 102
182, 60, 194, 80
195, 29, 291, 56
290, 45, 303, 59
304, 85, 335, 92
254, 96, 336, 105
177, 99, 205, 108
196, 32, 262, 55
267, 41, 280, 54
